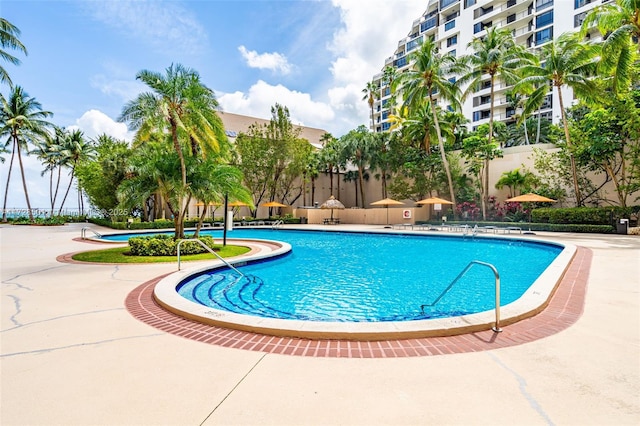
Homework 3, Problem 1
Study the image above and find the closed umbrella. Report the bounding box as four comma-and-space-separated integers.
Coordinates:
371, 198, 404, 227
320, 196, 345, 221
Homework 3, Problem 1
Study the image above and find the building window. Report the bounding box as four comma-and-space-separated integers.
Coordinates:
382, 122, 391, 131
536, 10, 553, 28
465, 0, 476, 8
440, 0, 459, 9
474, 5, 494, 19
448, 49, 457, 57
535, 27, 553, 45
474, 21, 492, 34
473, 110, 491, 122
420, 15, 438, 32
393, 56, 407, 68
447, 35, 458, 47
536, 0, 553, 11
574, 11, 587, 27
507, 0, 517, 7
445, 20, 456, 31
507, 13, 516, 23
407, 37, 422, 52
574, 0, 592, 8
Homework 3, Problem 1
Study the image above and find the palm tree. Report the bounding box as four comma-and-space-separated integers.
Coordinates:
57, 129, 95, 215
581, 0, 640, 94
0, 18, 27, 87
458, 26, 537, 219
0, 86, 53, 222
119, 63, 227, 238
362, 80, 378, 129
31, 127, 65, 215
516, 33, 599, 206
394, 38, 462, 211
339, 125, 375, 208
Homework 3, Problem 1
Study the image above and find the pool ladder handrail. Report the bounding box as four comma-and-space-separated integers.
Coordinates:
81, 227, 102, 239
271, 219, 284, 229
176, 238, 245, 279
421, 260, 502, 333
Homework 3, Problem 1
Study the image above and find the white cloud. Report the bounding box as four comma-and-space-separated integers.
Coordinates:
69, 110, 135, 142
219, 80, 335, 129
238, 46, 293, 75
90, 74, 147, 104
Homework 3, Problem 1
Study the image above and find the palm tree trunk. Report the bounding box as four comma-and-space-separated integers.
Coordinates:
557, 86, 581, 206
2, 140, 17, 222
58, 166, 76, 216
429, 95, 457, 212
16, 137, 34, 222
483, 77, 496, 220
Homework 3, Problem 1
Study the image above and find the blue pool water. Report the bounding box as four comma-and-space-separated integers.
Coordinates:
104, 229, 563, 322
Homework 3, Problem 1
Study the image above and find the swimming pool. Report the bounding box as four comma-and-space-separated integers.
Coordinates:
106, 228, 576, 339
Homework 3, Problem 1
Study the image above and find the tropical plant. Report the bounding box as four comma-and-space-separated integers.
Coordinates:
0, 86, 53, 222
0, 18, 27, 87
394, 38, 463, 212
458, 26, 537, 219
362, 80, 378, 129
515, 32, 599, 206
339, 125, 375, 208
495, 168, 537, 198
56, 129, 95, 215
581, 0, 640, 94
118, 63, 228, 238
31, 127, 65, 215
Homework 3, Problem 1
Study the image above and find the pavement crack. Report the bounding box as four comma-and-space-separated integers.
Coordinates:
199, 352, 267, 425
488, 352, 555, 426
0, 333, 163, 358
0, 307, 126, 333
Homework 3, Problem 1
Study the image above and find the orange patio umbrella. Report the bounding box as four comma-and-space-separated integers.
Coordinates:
370, 198, 404, 227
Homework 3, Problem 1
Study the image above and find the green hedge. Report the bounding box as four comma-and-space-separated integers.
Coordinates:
89, 217, 302, 230
128, 234, 220, 256
532, 206, 637, 225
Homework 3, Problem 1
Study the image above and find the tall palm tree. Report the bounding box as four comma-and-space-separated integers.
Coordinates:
581, 0, 640, 94
0, 18, 27, 87
31, 127, 66, 215
119, 63, 227, 238
516, 33, 599, 206
458, 26, 537, 219
0, 86, 53, 222
57, 129, 95, 215
339, 125, 375, 208
394, 38, 462, 211
362, 80, 378, 129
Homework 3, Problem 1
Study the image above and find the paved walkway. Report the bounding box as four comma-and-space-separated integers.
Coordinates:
1, 223, 639, 425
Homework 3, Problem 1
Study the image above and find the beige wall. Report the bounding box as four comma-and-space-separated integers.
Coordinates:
188, 144, 637, 222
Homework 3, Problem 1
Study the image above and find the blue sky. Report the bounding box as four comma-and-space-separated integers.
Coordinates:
2, 0, 427, 209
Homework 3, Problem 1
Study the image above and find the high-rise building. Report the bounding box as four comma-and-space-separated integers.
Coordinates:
369, 0, 606, 133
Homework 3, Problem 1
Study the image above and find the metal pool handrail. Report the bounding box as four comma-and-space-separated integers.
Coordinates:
177, 238, 245, 277
271, 219, 284, 229
81, 227, 102, 239
421, 260, 502, 333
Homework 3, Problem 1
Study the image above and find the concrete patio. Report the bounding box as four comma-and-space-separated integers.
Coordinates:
1, 222, 638, 425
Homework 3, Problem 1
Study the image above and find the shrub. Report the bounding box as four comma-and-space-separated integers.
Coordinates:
128, 234, 219, 256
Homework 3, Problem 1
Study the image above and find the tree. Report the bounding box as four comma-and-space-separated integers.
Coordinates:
516, 33, 599, 206
462, 124, 504, 209
394, 38, 463, 212
570, 91, 640, 207
56, 129, 95, 215
31, 127, 65, 215
119, 63, 228, 238
362, 80, 378, 129
233, 104, 311, 215
459, 26, 536, 219
0, 18, 27, 87
339, 125, 375, 208
495, 168, 536, 198
75, 134, 131, 219
0, 86, 53, 222
581, 0, 640, 94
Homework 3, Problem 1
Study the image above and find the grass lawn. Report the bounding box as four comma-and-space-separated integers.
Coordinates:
72, 245, 251, 263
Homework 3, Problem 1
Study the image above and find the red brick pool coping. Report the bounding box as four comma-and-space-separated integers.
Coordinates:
124, 246, 591, 358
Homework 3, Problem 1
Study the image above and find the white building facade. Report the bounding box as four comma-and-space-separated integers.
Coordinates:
370, 0, 606, 133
